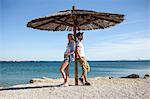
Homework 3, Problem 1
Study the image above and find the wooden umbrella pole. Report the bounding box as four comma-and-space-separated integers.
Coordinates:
73, 26, 78, 85
72, 6, 78, 85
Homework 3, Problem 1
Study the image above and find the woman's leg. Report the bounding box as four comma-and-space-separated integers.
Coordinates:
65, 64, 69, 83
59, 61, 69, 83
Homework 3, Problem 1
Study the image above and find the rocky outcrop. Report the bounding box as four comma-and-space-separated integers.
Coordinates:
144, 74, 150, 79
30, 77, 54, 83
105, 76, 113, 79
121, 74, 140, 78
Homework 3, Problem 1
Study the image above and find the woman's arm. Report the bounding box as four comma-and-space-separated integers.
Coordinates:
67, 41, 75, 55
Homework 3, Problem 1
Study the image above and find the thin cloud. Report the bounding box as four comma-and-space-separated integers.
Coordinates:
89, 29, 150, 47
120, 19, 149, 26
86, 29, 150, 60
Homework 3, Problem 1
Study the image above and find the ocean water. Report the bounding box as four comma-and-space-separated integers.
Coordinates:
0, 61, 150, 87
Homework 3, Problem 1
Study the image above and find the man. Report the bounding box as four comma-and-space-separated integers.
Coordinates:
76, 32, 91, 85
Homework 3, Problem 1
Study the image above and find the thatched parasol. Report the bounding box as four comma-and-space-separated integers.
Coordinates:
27, 6, 125, 85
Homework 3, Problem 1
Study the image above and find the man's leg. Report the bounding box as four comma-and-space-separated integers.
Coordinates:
78, 58, 88, 84
81, 65, 88, 82
80, 58, 91, 85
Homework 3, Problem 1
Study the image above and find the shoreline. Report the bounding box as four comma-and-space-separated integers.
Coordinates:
0, 76, 150, 99
0, 74, 149, 88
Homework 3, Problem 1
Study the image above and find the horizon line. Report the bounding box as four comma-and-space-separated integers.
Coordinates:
0, 60, 150, 62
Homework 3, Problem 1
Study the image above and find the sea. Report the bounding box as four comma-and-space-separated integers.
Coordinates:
0, 61, 150, 87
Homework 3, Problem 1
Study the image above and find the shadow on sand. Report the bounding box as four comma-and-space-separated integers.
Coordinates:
0, 84, 84, 91
0, 84, 61, 91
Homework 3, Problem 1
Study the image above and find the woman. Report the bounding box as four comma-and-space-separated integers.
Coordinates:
59, 33, 75, 86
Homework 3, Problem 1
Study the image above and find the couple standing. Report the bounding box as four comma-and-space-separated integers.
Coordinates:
60, 32, 91, 87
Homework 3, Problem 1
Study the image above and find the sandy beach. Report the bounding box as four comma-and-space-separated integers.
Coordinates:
0, 76, 150, 99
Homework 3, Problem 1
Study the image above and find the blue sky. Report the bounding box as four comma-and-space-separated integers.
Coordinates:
0, 0, 150, 61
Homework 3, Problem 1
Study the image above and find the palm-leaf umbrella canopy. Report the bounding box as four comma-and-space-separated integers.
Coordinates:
27, 6, 125, 85
27, 7, 124, 31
